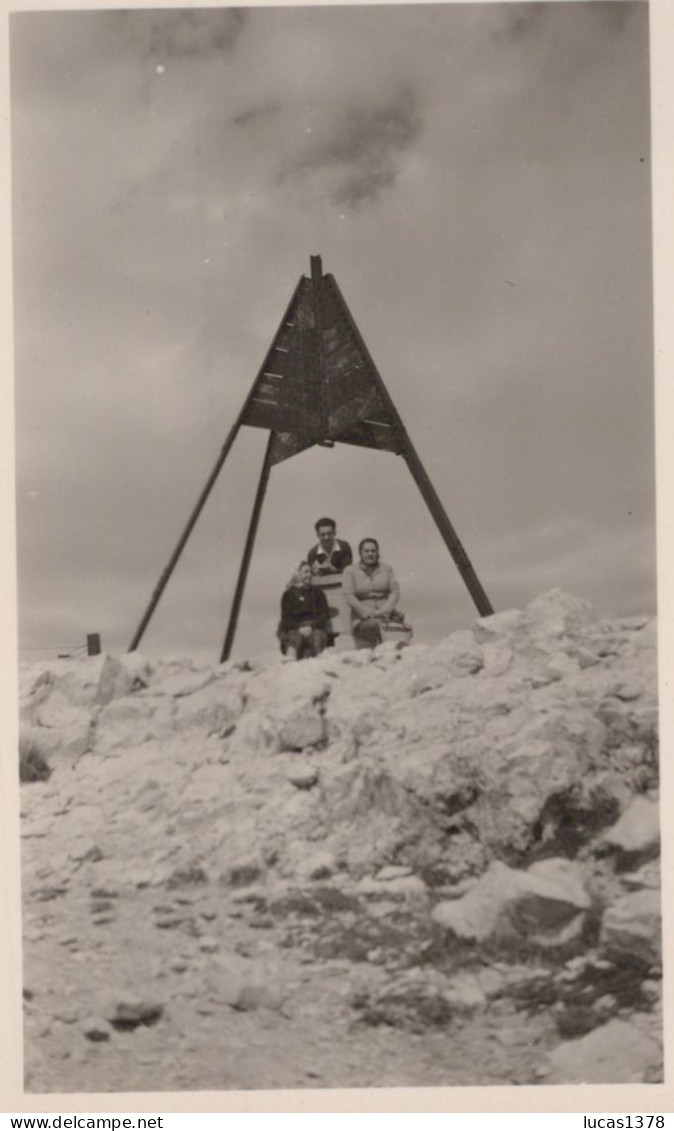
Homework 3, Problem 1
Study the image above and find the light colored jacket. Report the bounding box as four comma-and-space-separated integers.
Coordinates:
341, 561, 400, 624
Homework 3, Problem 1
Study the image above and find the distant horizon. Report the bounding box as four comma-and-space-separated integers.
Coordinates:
16, 581, 656, 669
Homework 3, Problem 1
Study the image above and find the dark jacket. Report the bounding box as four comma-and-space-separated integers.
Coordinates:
306, 538, 353, 574
280, 584, 331, 633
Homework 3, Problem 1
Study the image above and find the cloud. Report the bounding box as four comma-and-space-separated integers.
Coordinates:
589, 2, 637, 34
279, 86, 422, 208
493, 1, 636, 44
113, 8, 248, 62
492, 3, 553, 42
232, 101, 281, 128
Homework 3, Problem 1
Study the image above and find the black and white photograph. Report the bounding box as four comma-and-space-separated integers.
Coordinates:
6, 0, 666, 1102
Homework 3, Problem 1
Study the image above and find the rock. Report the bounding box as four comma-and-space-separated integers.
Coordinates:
204, 959, 246, 1006
313, 760, 436, 875
24, 656, 107, 708
19, 732, 52, 782
473, 593, 599, 683
157, 670, 215, 699
171, 678, 244, 732
405, 668, 445, 697
600, 888, 661, 965
574, 646, 602, 669
34, 689, 89, 730
90, 900, 115, 914
83, 1018, 110, 1042
432, 630, 484, 675
234, 982, 285, 1012
205, 956, 285, 1012
248, 914, 274, 929
603, 796, 660, 855
286, 764, 319, 790
441, 972, 487, 1011
96, 654, 151, 706
104, 999, 164, 1029
125, 867, 166, 889
640, 979, 661, 1004
299, 851, 336, 881
552, 1002, 603, 1039
472, 609, 525, 645
471, 705, 608, 856
236, 665, 331, 755
54, 1009, 80, 1024
22, 699, 92, 760
542, 1017, 662, 1084
620, 861, 660, 891
524, 589, 596, 640
357, 874, 427, 899
611, 681, 644, 702
167, 864, 208, 888
155, 915, 185, 929
223, 856, 265, 888
376, 865, 413, 881
480, 642, 514, 678
21, 668, 56, 711
432, 858, 590, 948
614, 615, 651, 631
544, 651, 580, 681
94, 696, 158, 753
475, 967, 506, 999
230, 885, 267, 904
278, 709, 326, 752
351, 971, 457, 1031
593, 993, 618, 1019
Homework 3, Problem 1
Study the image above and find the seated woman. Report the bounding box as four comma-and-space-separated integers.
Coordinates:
278, 561, 330, 660
341, 538, 406, 649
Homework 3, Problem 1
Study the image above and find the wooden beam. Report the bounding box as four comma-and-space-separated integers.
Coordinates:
310, 255, 327, 434
220, 431, 276, 663
401, 439, 494, 616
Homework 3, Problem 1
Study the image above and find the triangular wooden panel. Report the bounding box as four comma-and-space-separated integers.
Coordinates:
240, 262, 403, 464
240, 277, 320, 460
319, 273, 402, 454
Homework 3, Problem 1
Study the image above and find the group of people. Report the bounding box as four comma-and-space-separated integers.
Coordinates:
278, 517, 407, 661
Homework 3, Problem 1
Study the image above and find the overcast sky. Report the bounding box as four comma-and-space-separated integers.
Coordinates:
10, 2, 654, 663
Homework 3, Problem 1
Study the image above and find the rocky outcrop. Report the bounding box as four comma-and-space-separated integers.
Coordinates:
431, 858, 590, 949
19, 590, 661, 1090
540, 1017, 662, 1084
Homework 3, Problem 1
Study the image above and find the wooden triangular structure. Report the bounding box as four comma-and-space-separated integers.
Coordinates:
129, 255, 493, 660
240, 258, 403, 464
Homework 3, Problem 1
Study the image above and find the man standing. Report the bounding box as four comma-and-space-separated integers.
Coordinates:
307, 517, 353, 576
